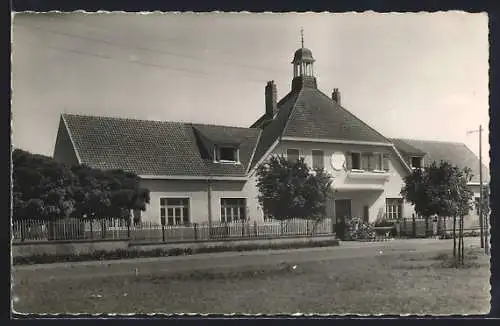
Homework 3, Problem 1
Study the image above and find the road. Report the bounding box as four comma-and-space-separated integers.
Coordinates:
13, 238, 481, 281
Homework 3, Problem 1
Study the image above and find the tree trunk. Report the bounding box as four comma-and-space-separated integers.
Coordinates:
453, 215, 457, 257
458, 219, 462, 265
460, 215, 465, 265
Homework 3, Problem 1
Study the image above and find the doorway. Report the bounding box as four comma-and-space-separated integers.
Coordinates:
335, 199, 352, 222
335, 199, 351, 240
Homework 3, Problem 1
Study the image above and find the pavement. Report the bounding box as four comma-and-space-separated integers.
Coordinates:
13, 238, 482, 281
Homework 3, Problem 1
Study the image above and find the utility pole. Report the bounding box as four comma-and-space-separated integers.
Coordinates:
467, 125, 486, 253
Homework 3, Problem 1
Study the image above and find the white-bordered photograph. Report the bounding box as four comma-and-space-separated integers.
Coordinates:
11, 11, 490, 315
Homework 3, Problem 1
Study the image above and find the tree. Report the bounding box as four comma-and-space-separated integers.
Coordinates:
256, 155, 334, 234
71, 166, 150, 224
13, 149, 150, 223
401, 161, 473, 265
13, 149, 77, 221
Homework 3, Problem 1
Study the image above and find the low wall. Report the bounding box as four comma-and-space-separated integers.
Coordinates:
12, 236, 338, 259
12, 240, 129, 258
130, 235, 337, 252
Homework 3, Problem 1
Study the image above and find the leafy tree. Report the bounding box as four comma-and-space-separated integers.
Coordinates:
13, 149, 150, 224
71, 166, 150, 223
13, 149, 77, 221
256, 155, 334, 234
401, 161, 474, 264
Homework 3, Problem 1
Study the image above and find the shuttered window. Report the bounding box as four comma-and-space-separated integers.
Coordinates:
383, 154, 390, 171
312, 150, 324, 170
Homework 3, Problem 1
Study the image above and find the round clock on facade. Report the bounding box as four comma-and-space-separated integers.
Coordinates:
331, 152, 346, 171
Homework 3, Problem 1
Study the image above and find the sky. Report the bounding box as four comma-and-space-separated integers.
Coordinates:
11, 12, 490, 165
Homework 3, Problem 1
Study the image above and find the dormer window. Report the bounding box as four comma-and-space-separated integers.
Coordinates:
411, 156, 422, 169
214, 145, 239, 163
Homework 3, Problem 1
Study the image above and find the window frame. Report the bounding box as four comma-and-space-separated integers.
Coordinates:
372, 152, 384, 172
159, 197, 191, 226
411, 156, 423, 169
311, 149, 325, 170
220, 197, 247, 223
386, 198, 403, 220
213, 145, 240, 164
350, 151, 362, 170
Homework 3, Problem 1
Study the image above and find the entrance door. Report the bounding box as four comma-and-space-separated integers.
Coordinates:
335, 199, 352, 222
335, 199, 351, 240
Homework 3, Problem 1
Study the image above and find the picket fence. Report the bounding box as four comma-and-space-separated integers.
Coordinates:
398, 216, 485, 237
12, 218, 334, 243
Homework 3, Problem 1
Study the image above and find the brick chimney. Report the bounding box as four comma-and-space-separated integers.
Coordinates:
332, 88, 341, 106
265, 81, 278, 118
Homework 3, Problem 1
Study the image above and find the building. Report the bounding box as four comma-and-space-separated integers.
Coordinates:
53, 39, 489, 227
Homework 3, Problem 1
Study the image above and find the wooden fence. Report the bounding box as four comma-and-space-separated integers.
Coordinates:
12, 218, 334, 244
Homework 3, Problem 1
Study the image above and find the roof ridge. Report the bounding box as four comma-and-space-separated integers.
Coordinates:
62, 113, 258, 130
394, 137, 466, 146
191, 122, 259, 131
315, 90, 392, 144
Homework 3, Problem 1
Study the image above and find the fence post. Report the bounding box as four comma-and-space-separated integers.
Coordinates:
20, 221, 25, 242
127, 222, 131, 240
403, 218, 406, 236
254, 221, 258, 237
242, 220, 245, 237
412, 214, 416, 238
90, 219, 93, 240
162, 225, 166, 243
194, 223, 198, 240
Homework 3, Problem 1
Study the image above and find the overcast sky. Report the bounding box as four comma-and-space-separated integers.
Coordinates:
12, 12, 490, 165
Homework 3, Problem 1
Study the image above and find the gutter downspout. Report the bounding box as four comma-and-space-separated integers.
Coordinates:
207, 178, 213, 227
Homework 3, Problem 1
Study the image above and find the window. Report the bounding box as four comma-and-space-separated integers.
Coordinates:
349, 152, 389, 171
312, 150, 324, 170
373, 153, 383, 171
411, 156, 422, 169
361, 154, 370, 170
386, 198, 403, 220
221, 198, 247, 223
383, 154, 390, 171
215, 146, 239, 162
351, 152, 361, 169
160, 198, 190, 226
287, 149, 300, 163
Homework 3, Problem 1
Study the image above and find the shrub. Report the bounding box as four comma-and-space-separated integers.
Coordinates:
345, 218, 375, 240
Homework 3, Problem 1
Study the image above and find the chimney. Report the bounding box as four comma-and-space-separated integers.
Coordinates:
332, 88, 341, 106
265, 81, 278, 118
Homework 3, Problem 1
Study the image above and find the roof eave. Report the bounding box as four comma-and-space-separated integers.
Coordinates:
139, 175, 248, 181
60, 114, 83, 164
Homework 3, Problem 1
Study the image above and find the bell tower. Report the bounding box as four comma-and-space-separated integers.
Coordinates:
291, 28, 317, 91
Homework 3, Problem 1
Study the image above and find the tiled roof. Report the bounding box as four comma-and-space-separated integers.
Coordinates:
282, 88, 391, 143
389, 138, 427, 156
249, 86, 392, 170
392, 138, 490, 183
249, 91, 300, 169
62, 114, 260, 177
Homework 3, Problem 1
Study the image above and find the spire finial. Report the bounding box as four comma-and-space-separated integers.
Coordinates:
300, 27, 304, 48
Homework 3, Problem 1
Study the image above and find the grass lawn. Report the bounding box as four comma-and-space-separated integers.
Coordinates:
13, 247, 490, 315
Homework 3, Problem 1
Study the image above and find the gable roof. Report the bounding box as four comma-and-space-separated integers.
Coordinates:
249, 86, 393, 171
392, 138, 490, 184
389, 138, 427, 156
60, 114, 260, 178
